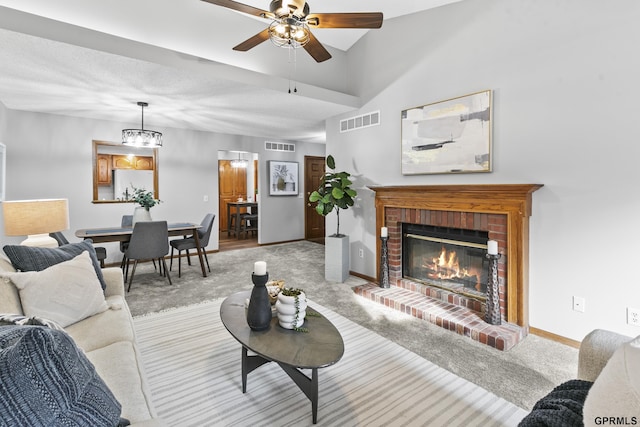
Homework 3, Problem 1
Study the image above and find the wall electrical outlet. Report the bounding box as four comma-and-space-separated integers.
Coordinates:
627, 308, 640, 326
358, 249, 364, 258
572, 296, 585, 313
203, 195, 209, 202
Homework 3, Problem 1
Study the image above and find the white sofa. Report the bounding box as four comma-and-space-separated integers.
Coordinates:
0, 257, 165, 426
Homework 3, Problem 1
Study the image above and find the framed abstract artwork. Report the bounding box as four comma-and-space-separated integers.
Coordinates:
401, 90, 492, 175
269, 161, 299, 196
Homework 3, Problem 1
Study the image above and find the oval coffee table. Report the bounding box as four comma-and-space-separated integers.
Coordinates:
220, 291, 344, 424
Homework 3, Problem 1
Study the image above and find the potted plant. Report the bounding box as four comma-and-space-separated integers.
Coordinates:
308, 155, 358, 282
129, 186, 161, 225
275, 287, 308, 331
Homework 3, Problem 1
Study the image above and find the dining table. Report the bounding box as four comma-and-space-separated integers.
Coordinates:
75, 222, 207, 277
226, 201, 258, 238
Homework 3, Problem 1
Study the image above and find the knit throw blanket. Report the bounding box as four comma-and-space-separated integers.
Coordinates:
0, 325, 123, 426
519, 379, 593, 427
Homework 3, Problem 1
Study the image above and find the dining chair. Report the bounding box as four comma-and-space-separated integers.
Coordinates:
124, 221, 172, 292
49, 231, 107, 268
169, 214, 215, 278
119, 215, 133, 272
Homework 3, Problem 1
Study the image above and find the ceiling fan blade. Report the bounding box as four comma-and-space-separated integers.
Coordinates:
303, 32, 332, 63
201, 0, 271, 18
306, 12, 383, 29
233, 28, 271, 51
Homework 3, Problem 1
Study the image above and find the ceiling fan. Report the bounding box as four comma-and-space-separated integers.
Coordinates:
201, 0, 383, 62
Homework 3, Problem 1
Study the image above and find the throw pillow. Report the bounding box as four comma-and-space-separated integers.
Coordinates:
0, 313, 64, 331
3, 239, 107, 290
0, 325, 123, 426
2, 252, 108, 328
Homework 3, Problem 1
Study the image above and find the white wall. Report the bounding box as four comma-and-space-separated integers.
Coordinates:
0, 109, 324, 263
327, 0, 640, 341
0, 101, 7, 141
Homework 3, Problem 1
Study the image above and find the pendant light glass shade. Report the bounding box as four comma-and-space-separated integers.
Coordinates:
231, 152, 248, 168
122, 102, 163, 147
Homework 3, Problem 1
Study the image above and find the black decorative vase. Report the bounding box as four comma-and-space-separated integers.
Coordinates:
247, 272, 271, 331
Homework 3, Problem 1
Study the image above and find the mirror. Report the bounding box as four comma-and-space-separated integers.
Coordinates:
92, 140, 159, 203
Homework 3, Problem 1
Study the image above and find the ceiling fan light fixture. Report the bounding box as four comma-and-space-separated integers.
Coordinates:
122, 102, 163, 147
269, 19, 310, 48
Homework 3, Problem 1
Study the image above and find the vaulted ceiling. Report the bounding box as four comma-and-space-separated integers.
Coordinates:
0, 1, 463, 143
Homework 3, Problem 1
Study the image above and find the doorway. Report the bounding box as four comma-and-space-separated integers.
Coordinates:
218, 151, 258, 251
304, 156, 325, 244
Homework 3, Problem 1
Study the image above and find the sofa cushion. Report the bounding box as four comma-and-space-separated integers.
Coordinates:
2, 252, 108, 328
86, 341, 158, 423
3, 239, 107, 290
65, 295, 135, 352
583, 335, 640, 426
0, 325, 123, 426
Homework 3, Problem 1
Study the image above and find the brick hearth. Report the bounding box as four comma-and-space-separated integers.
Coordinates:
360, 184, 542, 351
353, 283, 526, 351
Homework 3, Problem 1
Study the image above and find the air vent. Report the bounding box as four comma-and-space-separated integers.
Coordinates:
265, 142, 296, 152
340, 111, 380, 133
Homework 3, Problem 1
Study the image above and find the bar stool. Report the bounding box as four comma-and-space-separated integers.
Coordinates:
240, 214, 258, 238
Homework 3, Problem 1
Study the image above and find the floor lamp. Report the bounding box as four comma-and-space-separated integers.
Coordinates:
3, 199, 69, 248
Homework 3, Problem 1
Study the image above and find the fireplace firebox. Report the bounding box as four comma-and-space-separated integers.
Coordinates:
402, 224, 490, 300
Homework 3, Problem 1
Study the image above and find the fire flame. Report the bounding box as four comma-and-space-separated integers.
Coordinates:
424, 246, 482, 291
429, 247, 466, 278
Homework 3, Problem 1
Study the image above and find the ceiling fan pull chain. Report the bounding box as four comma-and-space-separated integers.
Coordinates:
288, 45, 298, 94
288, 45, 292, 93
293, 47, 298, 93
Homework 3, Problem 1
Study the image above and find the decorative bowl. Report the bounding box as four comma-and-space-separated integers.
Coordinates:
266, 284, 283, 304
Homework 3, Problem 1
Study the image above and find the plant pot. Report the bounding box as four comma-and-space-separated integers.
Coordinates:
325, 234, 349, 283
132, 207, 152, 226
275, 291, 306, 329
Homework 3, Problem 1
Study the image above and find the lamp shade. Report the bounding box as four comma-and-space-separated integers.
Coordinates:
3, 199, 69, 247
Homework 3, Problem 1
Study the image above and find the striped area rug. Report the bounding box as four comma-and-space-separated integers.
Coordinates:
134, 299, 527, 427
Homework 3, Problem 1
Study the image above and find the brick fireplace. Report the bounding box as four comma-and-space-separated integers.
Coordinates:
354, 184, 542, 350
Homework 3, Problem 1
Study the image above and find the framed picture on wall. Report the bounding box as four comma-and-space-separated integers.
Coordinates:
269, 161, 299, 196
401, 90, 492, 175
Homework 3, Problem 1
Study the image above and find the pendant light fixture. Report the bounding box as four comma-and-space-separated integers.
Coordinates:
230, 152, 248, 168
122, 102, 163, 147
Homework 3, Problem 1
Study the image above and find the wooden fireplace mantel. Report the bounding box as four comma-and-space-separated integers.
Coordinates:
369, 184, 543, 327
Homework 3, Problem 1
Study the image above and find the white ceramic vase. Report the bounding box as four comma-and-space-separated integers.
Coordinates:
132, 206, 152, 226
275, 291, 307, 329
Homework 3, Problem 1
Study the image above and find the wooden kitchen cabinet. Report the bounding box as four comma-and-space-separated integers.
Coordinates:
134, 157, 153, 170
96, 154, 112, 185
112, 155, 153, 170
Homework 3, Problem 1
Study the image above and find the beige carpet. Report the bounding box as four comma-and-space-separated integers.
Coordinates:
134, 299, 528, 426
